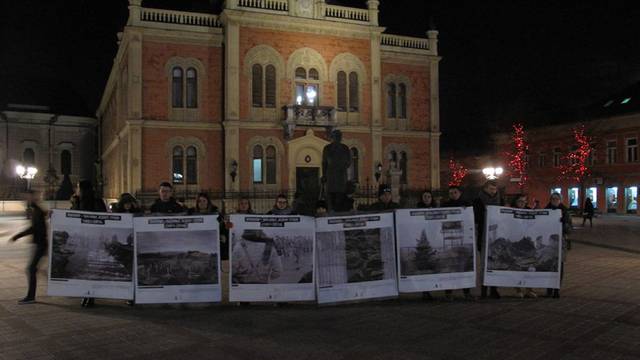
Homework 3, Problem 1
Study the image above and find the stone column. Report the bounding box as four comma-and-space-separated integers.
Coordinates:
429, 54, 441, 190
224, 18, 241, 192
128, 0, 142, 26
128, 122, 143, 193
366, 0, 380, 26
370, 31, 382, 127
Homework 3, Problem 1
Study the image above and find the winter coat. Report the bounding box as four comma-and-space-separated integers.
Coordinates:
368, 200, 399, 212
190, 205, 230, 260
14, 203, 47, 248
545, 202, 571, 261
267, 206, 294, 215
416, 201, 434, 209
71, 197, 107, 212
149, 198, 185, 214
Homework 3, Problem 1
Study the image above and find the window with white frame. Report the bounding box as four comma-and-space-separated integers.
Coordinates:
626, 138, 638, 162
294, 67, 319, 106
607, 140, 617, 164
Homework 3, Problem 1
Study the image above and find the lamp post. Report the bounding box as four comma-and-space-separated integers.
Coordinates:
16, 164, 38, 191
482, 166, 503, 180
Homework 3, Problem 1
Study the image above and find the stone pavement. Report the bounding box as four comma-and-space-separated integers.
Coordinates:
1, 216, 639, 359
571, 214, 640, 253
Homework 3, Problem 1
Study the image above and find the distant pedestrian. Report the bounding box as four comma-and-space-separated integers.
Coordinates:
442, 186, 474, 301
510, 194, 537, 299
545, 192, 571, 298
582, 197, 594, 228
473, 180, 503, 299
10, 190, 47, 304
149, 182, 185, 214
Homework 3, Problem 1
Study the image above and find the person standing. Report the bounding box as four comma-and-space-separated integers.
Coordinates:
10, 190, 47, 304
368, 185, 399, 211
149, 182, 185, 214
267, 194, 294, 215
582, 197, 594, 228
441, 186, 474, 301
113, 193, 143, 214
545, 192, 571, 298
416, 190, 435, 209
473, 180, 503, 299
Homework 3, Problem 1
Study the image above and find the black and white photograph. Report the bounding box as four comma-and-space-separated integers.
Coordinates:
316, 213, 398, 304
229, 215, 316, 302
134, 215, 221, 304
396, 208, 476, 292
136, 230, 219, 286
47, 210, 135, 300
484, 206, 562, 289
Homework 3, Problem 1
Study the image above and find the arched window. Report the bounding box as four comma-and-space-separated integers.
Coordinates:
398, 84, 407, 119
387, 84, 397, 118
61, 150, 72, 175
337, 71, 347, 111
23, 148, 35, 166
265, 65, 276, 108
253, 145, 264, 184
172, 67, 184, 108
186, 146, 197, 184
399, 151, 408, 184
266, 146, 276, 185
349, 72, 359, 112
186, 68, 198, 108
252, 64, 263, 107
348, 147, 359, 182
172, 146, 184, 184
295, 67, 319, 106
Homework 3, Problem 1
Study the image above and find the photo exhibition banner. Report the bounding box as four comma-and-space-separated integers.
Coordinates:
315, 213, 398, 305
48, 210, 134, 300
483, 206, 562, 289
229, 214, 316, 302
395, 207, 476, 293
134, 215, 221, 304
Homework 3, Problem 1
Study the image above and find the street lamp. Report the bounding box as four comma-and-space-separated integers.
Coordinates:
482, 166, 503, 180
16, 164, 38, 190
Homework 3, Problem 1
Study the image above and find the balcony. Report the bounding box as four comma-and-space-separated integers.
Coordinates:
283, 105, 337, 139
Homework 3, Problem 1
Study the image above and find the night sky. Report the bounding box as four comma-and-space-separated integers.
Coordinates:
2, 0, 640, 152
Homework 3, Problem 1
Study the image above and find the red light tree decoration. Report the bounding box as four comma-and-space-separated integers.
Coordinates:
448, 159, 468, 187
559, 125, 592, 183
506, 123, 529, 188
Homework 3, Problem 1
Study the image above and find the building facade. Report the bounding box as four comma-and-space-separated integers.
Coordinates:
0, 105, 97, 199
98, 0, 441, 202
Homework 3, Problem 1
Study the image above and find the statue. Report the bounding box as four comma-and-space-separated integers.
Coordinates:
322, 130, 352, 212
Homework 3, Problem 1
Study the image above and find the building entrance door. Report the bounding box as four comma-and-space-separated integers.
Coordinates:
295, 167, 320, 215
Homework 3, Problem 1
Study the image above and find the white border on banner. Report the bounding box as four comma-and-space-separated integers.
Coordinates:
315, 212, 398, 305
228, 214, 316, 303
47, 209, 135, 300
482, 206, 563, 289
133, 215, 222, 304
395, 207, 477, 293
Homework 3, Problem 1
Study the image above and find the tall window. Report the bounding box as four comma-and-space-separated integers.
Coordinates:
295, 67, 319, 106
23, 148, 35, 165
172, 66, 198, 108
386, 81, 408, 119
607, 141, 617, 164
172, 67, 184, 108
553, 147, 561, 167
61, 150, 72, 175
348, 147, 359, 182
399, 151, 408, 184
336, 71, 359, 112
626, 138, 638, 162
252, 64, 277, 108
253, 145, 277, 185
186, 146, 197, 184
186, 68, 198, 108
172, 146, 184, 184
538, 152, 545, 168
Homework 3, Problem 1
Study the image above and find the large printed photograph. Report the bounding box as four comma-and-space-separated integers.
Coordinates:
51, 226, 133, 282
486, 222, 560, 272
136, 230, 219, 286
231, 229, 314, 285
317, 227, 396, 286
399, 221, 474, 276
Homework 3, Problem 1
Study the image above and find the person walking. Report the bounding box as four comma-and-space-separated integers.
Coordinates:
545, 192, 571, 298
510, 194, 537, 299
10, 190, 47, 304
582, 197, 594, 228
149, 182, 185, 214
473, 180, 503, 299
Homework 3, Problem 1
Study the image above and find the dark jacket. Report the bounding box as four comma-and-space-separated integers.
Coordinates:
416, 201, 434, 209
190, 205, 230, 260
368, 200, 399, 212
14, 203, 47, 247
472, 190, 503, 252
71, 197, 107, 212
441, 198, 470, 208
545, 202, 572, 236
150, 198, 185, 214
267, 206, 294, 215
583, 201, 594, 217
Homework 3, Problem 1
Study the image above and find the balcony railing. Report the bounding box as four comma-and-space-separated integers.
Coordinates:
237, 0, 289, 12
325, 4, 369, 23
140, 7, 222, 28
283, 105, 337, 139
381, 34, 430, 51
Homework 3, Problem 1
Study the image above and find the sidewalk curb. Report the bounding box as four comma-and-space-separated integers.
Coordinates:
572, 239, 640, 255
